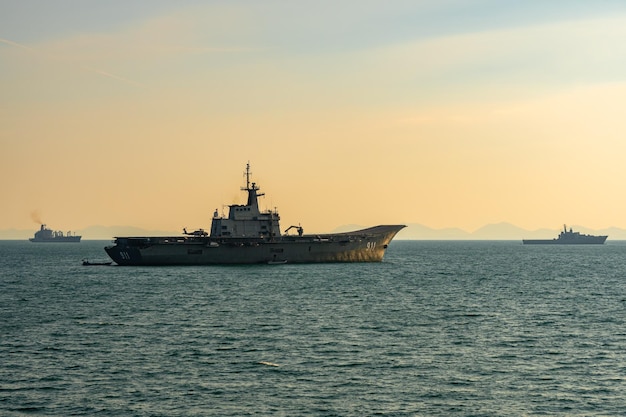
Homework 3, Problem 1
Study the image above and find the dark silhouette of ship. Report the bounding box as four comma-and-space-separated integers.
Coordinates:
105, 163, 405, 265
29, 224, 81, 243
522, 225, 607, 245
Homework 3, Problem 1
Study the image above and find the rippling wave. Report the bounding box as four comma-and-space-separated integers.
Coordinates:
2, 240, 626, 415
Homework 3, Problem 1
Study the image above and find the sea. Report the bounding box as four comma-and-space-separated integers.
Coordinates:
2, 240, 626, 416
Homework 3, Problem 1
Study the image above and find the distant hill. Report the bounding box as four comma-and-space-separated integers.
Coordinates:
334, 223, 626, 240
1, 225, 179, 240
331, 223, 469, 238
80, 225, 180, 239
397, 223, 626, 240
3, 223, 626, 240
394, 224, 471, 239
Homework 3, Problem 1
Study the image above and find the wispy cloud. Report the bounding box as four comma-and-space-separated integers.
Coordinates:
175, 45, 267, 54
0, 37, 36, 51
1, 37, 146, 88
81, 66, 146, 88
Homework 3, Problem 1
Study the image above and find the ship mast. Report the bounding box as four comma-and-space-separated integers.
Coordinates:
242, 162, 264, 207
243, 162, 252, 191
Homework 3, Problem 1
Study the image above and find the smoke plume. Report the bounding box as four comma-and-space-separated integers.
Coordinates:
31, 210, 43, 225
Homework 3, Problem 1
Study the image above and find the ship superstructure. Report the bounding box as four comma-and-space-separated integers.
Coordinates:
209, 165, 281, 239
105, 163, 405, 265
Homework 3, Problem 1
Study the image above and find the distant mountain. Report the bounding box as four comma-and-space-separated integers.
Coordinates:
1, 226, 179, 240
335, 223, 626, 240
332, 224, 471, 239
4, 223, 626, 240
397, 223, 626, 240
394, 224, 471, 240
0, 229, 35, 240
80, 225, 180, 240
331, 224, 369, 233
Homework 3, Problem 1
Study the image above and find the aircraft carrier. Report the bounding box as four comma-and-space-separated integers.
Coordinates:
105, 164, 405, 265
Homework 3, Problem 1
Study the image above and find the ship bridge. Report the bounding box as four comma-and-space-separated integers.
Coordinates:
210, 164, 281, 239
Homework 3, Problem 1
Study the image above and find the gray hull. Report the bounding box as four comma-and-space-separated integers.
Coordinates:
29, 237, 81, 243
522, 236, 607, 245
105, 225, 405, 265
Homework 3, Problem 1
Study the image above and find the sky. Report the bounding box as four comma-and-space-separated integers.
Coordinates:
3, 0, 626, 234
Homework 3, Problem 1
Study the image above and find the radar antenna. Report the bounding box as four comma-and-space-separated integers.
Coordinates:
243, 161, 252, 190
242, 161, 259, 192
241, 162, 264, 204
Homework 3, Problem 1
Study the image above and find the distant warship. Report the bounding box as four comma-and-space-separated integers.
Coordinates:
522, 225, 607, 245
30, 224, 81, 243
105, 164, 405, 265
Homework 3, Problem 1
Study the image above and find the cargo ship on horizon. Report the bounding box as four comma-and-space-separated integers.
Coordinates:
522, 225, 607, 245
29, 224, 81, 243
105, 163, 405, 265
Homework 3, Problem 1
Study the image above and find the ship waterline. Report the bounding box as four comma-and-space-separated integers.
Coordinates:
105, 164, 404, 265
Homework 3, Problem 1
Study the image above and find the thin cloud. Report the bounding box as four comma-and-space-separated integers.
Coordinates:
0, 37, 36, 51
177, 45, 267, 54
1, 36, 146, 88
82, 66, 146, 88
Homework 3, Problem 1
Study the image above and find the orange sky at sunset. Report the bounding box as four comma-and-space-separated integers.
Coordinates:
3, 1, 626, 236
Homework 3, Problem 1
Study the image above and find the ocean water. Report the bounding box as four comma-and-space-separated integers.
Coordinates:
2, 240, 626, 416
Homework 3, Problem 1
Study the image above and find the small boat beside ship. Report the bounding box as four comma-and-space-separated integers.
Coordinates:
30, 224, 81, 243
522, 225, 607, 245
82, 260, 112, 266
104, 163, 405, 265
